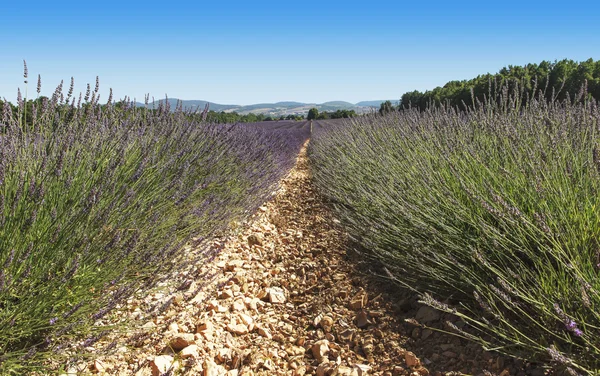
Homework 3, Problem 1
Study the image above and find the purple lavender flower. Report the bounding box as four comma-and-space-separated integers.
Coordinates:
49, 317, 57, 325
555, 304, 583, 336
23, 60, 28, 84
17, 88, 23, 109
66, 77, 74, 102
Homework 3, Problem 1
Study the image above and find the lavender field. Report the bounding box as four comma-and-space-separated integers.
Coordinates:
309, 87, 600, 374
4, 71, 600, 374
0, 77, 309, 372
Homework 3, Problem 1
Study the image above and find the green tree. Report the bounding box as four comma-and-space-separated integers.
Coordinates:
307, 107, 319, 120
399, 58, 600, 111
316, 112, 330, 120
379, 100, 394, 115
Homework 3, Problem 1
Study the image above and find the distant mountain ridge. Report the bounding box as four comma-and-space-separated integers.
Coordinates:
135, 99, 392, 116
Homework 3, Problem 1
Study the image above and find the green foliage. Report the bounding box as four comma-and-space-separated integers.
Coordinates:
203, 111, 304, 123
378, 100, 395, 115
400, 58, 600, 110
0, 80, 307, 373
310, 87, 600, 374
307, 107, 319, 120
317, 109, 356, 119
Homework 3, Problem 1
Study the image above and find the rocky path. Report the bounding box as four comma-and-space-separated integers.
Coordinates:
67, 142, 539, 376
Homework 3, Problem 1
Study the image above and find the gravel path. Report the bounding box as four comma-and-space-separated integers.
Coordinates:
61, 142, 544, 376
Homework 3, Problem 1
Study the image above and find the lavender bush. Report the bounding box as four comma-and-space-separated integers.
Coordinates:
309, 84, 600, 373
0, 71, 308, 373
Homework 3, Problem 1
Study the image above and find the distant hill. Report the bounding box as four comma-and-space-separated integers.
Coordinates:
136, 99, 391, 116
355, 100, 391, 107
320, 101, 355, 107
137, 99, 238, 112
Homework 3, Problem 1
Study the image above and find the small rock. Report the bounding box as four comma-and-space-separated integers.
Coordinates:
59, 366, 78, 376
294, 366, 307, 376
338, 365, 358, 376
268, 287, 286, 303
227, 323, 249, 335
232, 272, 246, 284
405, 351, 421, 368
217, 348, 232, 363
239, 313, 254, 327
320, 316, 334, 330
93, 360, 107, 372
313, 313, 324, 327
204, 359, 225, 376
168, 322, 180, 333
411, 327, 421, 339
247, 234, 263, 246
258, 325, 272, 339
311, 339, 330, 363
316, 364, 332, 376
349, 292, 368, 310
442, 351, 457, 358
338, 328, 355, 342
257, 289, 269, 300
226, 259, 245, 271
219, 289, 234, 299
421, 329, 433, 340
285, 345, 305, 356
180, 344, 199, 359
356, 311, 369, 328
415, 306, 441, 324
197, 321, 214, 340
499, 370, 510, 376
169, 333, 195, 351
150, 355, 174, 376
232, 299, 245, 311
355, 364, 372, 375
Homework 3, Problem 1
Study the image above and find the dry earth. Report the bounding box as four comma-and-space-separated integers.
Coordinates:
59, 142, 547, 376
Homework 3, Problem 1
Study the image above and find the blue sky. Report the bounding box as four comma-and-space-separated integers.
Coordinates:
1, 0, 599, 105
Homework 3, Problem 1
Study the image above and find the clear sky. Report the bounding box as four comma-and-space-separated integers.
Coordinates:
1, 0, 599, 105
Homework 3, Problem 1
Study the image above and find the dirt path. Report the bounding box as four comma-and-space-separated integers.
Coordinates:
65, 142, 538, 376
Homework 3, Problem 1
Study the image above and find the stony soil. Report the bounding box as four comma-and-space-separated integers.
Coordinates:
60, 142, 547, 376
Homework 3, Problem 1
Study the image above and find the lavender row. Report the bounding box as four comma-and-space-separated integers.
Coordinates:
0, 75, 308, 372
309, 87, 600, 373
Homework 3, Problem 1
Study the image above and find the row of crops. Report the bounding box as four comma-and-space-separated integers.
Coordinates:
4, 74, 600, 374
309, 92, 600, 374
0, 84, 309, 372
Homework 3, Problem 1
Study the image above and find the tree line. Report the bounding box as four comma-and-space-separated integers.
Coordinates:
394, 58, 600, 111
306, 108, 357, 120
204, 111, 304, 123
